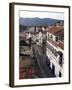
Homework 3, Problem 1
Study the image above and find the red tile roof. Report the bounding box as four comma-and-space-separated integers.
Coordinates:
58, 41, 64, 49
47, 26, 64, 35
55, 29, 64, 36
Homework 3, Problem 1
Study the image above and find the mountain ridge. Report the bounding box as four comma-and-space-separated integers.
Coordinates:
19, 17, 64, 26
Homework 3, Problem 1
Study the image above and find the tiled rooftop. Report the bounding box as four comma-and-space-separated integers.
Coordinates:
47, 26, 64, 35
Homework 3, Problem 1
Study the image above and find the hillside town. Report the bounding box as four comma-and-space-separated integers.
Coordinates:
19, 21, 64, 79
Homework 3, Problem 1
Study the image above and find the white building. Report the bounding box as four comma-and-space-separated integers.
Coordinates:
46, 25, 64, 77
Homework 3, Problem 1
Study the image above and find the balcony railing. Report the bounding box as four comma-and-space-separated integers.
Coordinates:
47, 38, 64, 49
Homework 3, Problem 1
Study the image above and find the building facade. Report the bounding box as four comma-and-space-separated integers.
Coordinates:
46, 25, 64, 77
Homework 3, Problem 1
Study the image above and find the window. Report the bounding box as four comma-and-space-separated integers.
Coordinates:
59, 53, 63, 67
55, 36, 58, 42
59, 71, 62, 77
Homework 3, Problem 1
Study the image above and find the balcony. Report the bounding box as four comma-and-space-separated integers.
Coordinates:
47, 38, 64, 50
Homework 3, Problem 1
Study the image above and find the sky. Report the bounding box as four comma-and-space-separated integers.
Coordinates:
20, 10, 64, 20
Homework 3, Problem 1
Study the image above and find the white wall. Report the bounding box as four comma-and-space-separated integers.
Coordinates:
46, 48, 63, 77
0, 0, 72, 90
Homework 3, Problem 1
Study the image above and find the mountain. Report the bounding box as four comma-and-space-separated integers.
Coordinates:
19, 17, 64, 26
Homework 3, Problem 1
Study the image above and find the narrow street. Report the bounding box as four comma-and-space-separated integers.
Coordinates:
32, 44, 56, 78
